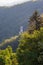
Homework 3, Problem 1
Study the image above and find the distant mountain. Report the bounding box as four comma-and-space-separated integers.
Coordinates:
0, 0, 43, 43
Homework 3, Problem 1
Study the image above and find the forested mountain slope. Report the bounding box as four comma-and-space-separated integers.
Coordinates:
0, 0, 43, 42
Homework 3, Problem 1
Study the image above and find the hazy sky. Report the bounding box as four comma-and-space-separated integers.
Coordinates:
0, 0, 31, 7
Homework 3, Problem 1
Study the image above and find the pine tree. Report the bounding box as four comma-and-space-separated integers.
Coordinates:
28, 11, 43, 33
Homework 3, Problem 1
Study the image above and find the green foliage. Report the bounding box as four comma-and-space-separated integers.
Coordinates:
0, 28, 43, 65
0, 46, 18, 65
17, 27, 43, 65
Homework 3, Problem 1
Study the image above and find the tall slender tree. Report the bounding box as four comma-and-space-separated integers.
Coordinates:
28, 11, 42, 33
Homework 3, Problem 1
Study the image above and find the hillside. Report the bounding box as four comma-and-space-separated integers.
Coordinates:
0, 1, 43, 42
0, 35, 19, 51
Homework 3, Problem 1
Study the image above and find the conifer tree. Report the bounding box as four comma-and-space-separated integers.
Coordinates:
28, 11, 43, 33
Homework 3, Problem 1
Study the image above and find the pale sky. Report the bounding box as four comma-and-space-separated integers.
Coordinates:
0, 0, 31, 7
